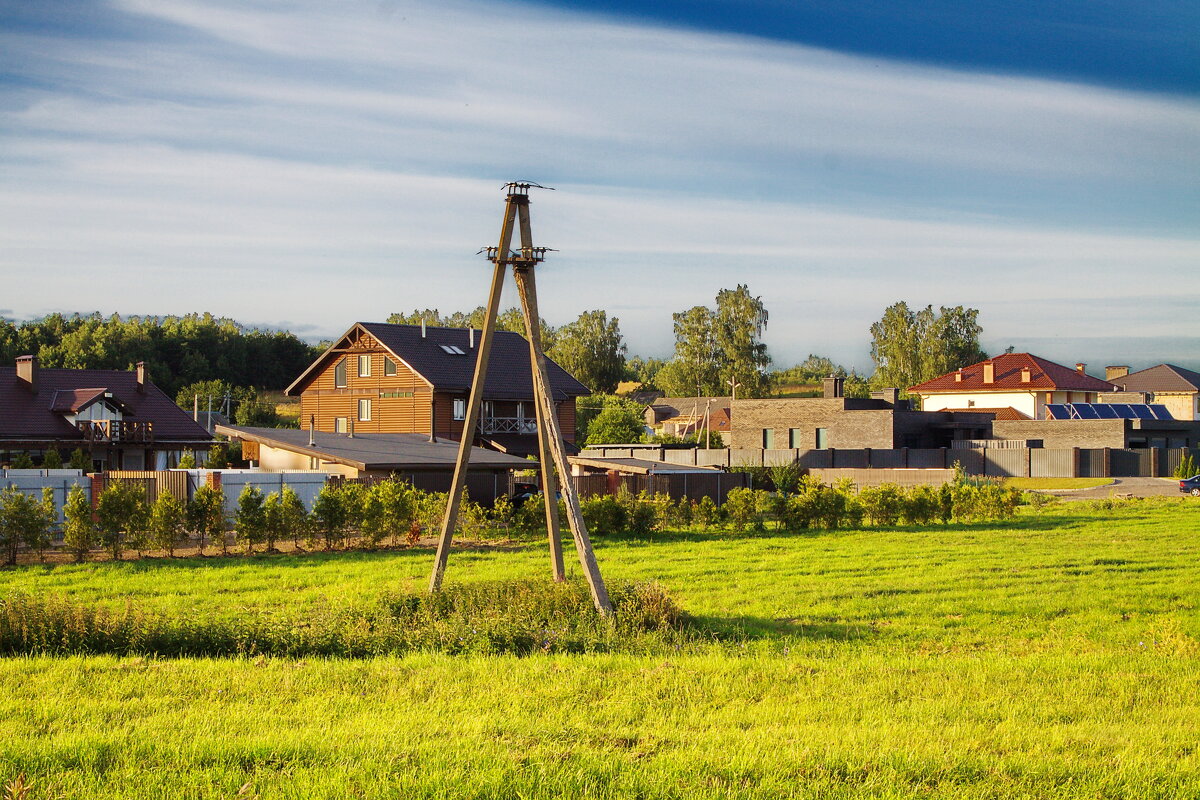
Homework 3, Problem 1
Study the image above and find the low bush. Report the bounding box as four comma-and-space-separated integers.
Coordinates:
0, 579, 687, 658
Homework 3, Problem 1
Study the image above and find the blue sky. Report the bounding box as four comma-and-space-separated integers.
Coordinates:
1, 0, 1197, 373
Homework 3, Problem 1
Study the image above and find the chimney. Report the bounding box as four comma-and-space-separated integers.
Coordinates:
871, 388, 900, 406
1106, 365, 1129, 381
135, 361, 147, 393
15, 355, 37, 393
309, 415, 316, 446
823, 376, 844, 399
348, 418, 355, 438
1020, 367, 1031, 383
982, 362, 994, 384
421, 319, 426, 338
954, 369, 962, 382
1075, 362, 1087, 375
469, 328, 475, 349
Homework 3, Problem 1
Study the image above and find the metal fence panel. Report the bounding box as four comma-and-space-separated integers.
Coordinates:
663, 449, 697, 466
1109, 449, 1141, 477
762, 449, 796, 466
985, 449, 1027, 477
797, 450, 833, 469
728, 449, 763, 467
907, 449, 945, 469
869, 449, 905, 468
1031, 449, 1074, 478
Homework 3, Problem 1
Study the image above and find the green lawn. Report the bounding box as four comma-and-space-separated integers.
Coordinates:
2, 502, 1199, 798
1003, 477, 1114, 490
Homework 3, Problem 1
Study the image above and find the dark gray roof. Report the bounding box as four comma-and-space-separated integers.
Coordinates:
217, 425, 535, 471
1113, 364, 1200, 393
568, 455, 723, 475
288, 323, 589, 400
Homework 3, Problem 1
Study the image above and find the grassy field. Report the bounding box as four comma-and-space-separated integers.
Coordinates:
2, 501, 1199, 798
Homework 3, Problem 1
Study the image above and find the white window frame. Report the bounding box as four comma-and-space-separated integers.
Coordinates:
452, 398, 466, 421
358, 354, 371, 377
358, 398, 372, 422
334, 417, 348, 433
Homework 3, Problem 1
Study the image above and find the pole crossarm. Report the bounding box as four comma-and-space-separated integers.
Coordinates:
428, 184, 611, 615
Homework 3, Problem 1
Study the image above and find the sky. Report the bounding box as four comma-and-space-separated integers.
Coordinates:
1, 0, 1198, 374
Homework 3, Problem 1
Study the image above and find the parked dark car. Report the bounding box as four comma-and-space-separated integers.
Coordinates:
1180, 475, 1200, 496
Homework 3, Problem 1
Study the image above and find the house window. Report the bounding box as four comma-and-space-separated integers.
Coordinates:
762, 429, 775, 449
815, 428, 828, 449
789, 428, 802, 449
334, 360, 347, 388
383, 356, 397, 376
452, 398, 466, 421
358, 354, 371, 377
358, 399, 372, 421
334, 417, 348, 433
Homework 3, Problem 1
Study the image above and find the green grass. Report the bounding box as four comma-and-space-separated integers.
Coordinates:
1003, 477, 1114, 490
2, 501, 1199, 798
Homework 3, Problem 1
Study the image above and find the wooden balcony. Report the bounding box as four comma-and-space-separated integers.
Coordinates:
479, 416, 538, 435
76, 420, 154, 443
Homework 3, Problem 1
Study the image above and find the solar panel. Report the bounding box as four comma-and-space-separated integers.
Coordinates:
1095, 404, 1120, 419
1074, 404, 1100, 419
1045, 404, 1070, 419
1129, 405, 1154, 419
1149, 404, 1174, 420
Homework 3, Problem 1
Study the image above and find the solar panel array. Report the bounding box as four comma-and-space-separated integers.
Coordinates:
1044, 403, 1174, 421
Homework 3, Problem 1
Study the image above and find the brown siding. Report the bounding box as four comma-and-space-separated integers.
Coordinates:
299, 345, 433, 434
557, 399, 577, 443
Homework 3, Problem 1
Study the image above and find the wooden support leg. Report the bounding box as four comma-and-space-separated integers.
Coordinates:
428, 200, 516, 593
513, 259, 611, 614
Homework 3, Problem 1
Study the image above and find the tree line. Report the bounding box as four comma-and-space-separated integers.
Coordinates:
0, 312, 319, 397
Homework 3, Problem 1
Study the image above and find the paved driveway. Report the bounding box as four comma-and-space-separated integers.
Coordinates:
1046, 477, 1185, 501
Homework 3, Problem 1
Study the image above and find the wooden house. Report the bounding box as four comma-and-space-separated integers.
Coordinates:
285, 322, 590, 456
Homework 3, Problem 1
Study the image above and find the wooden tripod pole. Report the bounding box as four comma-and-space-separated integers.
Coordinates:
428, 196, 515, 593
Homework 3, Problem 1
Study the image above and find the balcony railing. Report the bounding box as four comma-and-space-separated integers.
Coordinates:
76, 420, 154, 443
479, 416, 538, 435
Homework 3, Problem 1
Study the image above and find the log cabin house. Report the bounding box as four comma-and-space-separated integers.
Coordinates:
285, 322, 590, 456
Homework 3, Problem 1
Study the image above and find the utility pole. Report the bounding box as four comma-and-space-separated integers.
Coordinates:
429, 183, 611, 614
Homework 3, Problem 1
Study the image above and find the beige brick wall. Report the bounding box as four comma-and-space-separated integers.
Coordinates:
992, 419, 1128, 448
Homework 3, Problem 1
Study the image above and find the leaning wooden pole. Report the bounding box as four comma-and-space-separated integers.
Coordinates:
428, 198, 515, 593
512, 227, 611, 610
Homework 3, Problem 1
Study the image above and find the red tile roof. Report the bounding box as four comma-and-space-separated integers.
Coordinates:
0, 365, 212, 443
909, 353, 1117, 395
48, 388, 109, 414
961, 407, 1031, 421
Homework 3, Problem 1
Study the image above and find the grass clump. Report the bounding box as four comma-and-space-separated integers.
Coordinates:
0, 579, 686, 659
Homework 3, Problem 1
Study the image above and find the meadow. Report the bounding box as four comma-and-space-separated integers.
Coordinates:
1, 499, 1198, 798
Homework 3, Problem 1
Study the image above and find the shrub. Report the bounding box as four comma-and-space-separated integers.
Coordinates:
278, 486, 308, 550
0, 488, 52, 565
310, 483, 348, 550
858, 484, 903, 527
581, 494, 626, 536
68, 448, 91, 472
62, 484, 96, 562
149, 492, 187, 556
1175, 452, 1198, 479
901, 484, 941, 525
234, 484, 266, 554
187, 484, 226, 555
364, 479, 415, 547
42, 448, 63, 469
724, 487, 762, 531
694, 496, 721, 528
96, 481, 150, 561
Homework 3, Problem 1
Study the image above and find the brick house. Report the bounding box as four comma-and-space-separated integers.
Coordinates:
286, 322, 589, 456
909, 353, 1116, 420
1105, 364, 1200, 421
0, 356, 212, 469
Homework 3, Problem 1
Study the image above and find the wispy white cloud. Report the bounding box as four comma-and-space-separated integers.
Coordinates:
1, 0, 1198, 370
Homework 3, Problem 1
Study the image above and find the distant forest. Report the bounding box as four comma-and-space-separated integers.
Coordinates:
0, 313, 319, 397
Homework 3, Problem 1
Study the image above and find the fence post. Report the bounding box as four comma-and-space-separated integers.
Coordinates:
1151, 448, 1161, 477
1024, 448, 1032, 478
1103, 448, 1111, 478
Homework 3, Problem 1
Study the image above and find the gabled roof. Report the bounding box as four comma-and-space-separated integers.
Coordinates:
962, 407, 1031, 421
909, 353, 1116, 395
217, 425, 535, 472
1112, 364, 1200, 393
0, 366, 212, 443
286, 322, 590, 400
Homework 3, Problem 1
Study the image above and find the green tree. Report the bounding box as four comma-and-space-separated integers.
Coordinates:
42, 448, 63, 469
188, 484, 226, 555
234, 484, 266, 554
364, 479, 415, 547
206, 442, 234, 469
549, 310, 627, 393
868, 302, 986, 399
277, 486, 308, 550
0, 488, 52, 565
584, 397, 647, 445
310, 484, 347, 550
62, 484, 96, 562
149, 491, 187, 556
623, 355, 667, 389
177, 451, 197, 469
96, 481, 148, 561
10, 452, 34, 469
714, 284, 771, 398
659, 305, 719, 397
68, 448, 92, 472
